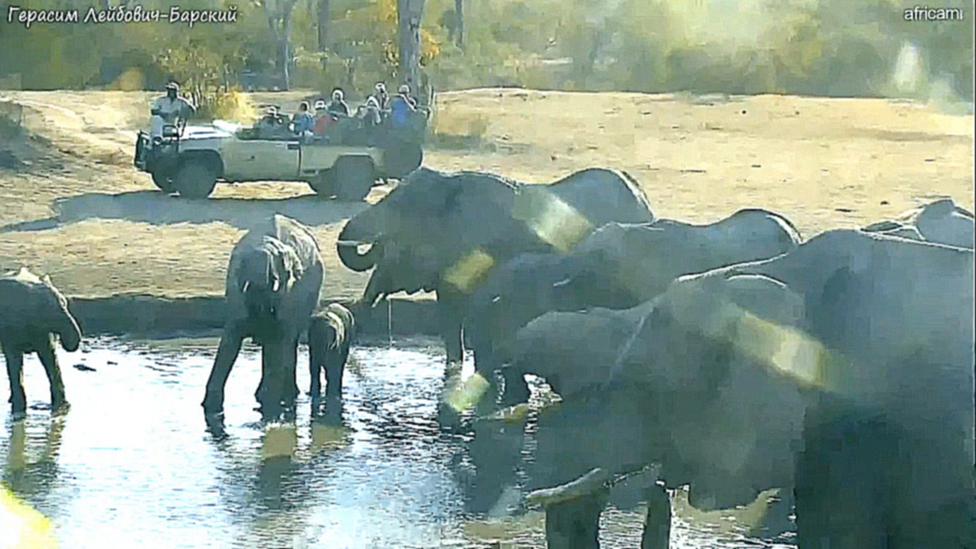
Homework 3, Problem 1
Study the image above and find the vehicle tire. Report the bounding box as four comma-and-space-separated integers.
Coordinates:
174, 158, 218, 199
335, 156, 375, 202
383, 141, 423, 179
151, 170, 175, 193
309, 169, 336, 197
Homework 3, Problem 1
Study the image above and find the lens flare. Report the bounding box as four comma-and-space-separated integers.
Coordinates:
514, 188, 594, 253
443, 248, 495, 293
0, 484, 57, 549
444, 372, 491, 413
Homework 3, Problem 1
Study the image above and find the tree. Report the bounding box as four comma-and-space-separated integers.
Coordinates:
397, 0, 425, 90
317, 0, 331, 52
454, 0, 464, 47
260, 0, 301, 89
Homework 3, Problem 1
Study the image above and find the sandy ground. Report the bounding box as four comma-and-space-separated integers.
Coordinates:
0, 89, 971, 300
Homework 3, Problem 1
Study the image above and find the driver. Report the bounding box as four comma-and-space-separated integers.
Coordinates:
150, 82, 196, 139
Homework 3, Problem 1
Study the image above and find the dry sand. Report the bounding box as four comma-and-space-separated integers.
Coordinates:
0, 89, 971, 300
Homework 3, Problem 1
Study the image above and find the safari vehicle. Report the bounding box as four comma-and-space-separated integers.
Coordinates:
133, 111, 425, 201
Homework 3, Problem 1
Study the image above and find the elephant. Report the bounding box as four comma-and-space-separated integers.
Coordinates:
0, 268, 82, 416
335, 166, 655, 366
507, 229, 975, 548
202, 214, 324, 419
308, 302, 355, 398
467, 208, 801, 404
862, 197, 974, 249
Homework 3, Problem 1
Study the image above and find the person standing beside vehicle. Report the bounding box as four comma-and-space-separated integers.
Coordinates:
150, 82, 196, 139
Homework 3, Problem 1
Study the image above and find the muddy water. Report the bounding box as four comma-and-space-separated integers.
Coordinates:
1, 338, 795, 548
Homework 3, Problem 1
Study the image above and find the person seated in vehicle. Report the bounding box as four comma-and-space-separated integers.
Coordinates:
388, 85, 418, 129
292, 101, 314, 137
359, 96, 383, 128
326, 89, 350, 118
150, 82, 196, 139
256, 106, 289, 139
371, 82, 390, 110
311, 100, 333, 138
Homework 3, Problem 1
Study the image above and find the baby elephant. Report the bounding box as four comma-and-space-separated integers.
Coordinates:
308, 303, 355, 398
0, 268, 82, 415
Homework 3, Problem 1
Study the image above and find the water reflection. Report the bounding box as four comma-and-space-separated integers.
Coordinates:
4, 413, 67, 509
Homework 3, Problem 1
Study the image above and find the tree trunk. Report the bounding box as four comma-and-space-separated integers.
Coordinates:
282, 9, 293, 89
397, 0, 425, 91
317, 0, 330, 52
454, 0, 464, 48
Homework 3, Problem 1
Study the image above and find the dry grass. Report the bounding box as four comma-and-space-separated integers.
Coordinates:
0, 89, 971, 300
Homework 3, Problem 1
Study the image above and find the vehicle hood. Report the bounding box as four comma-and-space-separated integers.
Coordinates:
181, 122, 237, 140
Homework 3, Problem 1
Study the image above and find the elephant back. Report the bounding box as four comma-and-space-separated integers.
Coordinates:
545, 168, 655, 228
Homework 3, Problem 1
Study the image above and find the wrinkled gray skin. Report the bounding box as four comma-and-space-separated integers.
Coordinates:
0, 268, 82, 416
511, 229, 975, 548
202, 215, 324, 419
336, 167, 655, 365
308, 303, 355, 398
468, 208, 801, 402
862, 198, 974, 249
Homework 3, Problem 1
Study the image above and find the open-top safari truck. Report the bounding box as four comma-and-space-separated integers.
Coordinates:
133, 103, 427, 201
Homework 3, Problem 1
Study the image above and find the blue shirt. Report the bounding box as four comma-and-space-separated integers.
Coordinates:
389, 96, 415, 128
293, 112, 314, 133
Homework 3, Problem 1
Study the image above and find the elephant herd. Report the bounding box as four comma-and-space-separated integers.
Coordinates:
2, 165, 975, 549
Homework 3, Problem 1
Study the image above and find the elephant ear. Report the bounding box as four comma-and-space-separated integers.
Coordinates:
274, 246, 304, 292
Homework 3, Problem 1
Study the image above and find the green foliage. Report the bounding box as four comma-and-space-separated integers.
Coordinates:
0, 0, 971, 102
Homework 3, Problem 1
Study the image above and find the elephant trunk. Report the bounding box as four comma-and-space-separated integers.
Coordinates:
59, 309, 82, 352
337, 240, 382, 272
337, 215, 383, 272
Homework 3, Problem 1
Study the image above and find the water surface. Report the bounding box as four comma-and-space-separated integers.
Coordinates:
1, 338, 795, 548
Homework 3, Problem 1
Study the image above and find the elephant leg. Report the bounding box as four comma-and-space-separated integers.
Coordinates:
436, 294, 465, 366
282, 332, 300, 406
308, 338, 323, 398
4, 348, 26, 415
258, 335, 286, 419
544, 490, 608, 549
499, 368, 530, 406
795, 401, 890, 549
641, 482, 671, 549
324, 350, 345, 398
202, 323, 245, 415
35, 336, 68, 411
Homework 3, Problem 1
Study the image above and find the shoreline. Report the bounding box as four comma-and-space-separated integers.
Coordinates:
68, 294, 442, 339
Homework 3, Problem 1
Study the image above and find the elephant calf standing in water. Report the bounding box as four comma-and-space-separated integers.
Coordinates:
308, 303, 355, 398
0, 268, 82, 416
202, 215, 324, 418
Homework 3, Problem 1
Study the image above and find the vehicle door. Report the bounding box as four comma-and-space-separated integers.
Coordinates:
298, 140, 345, 179
222, 136, 300, 181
